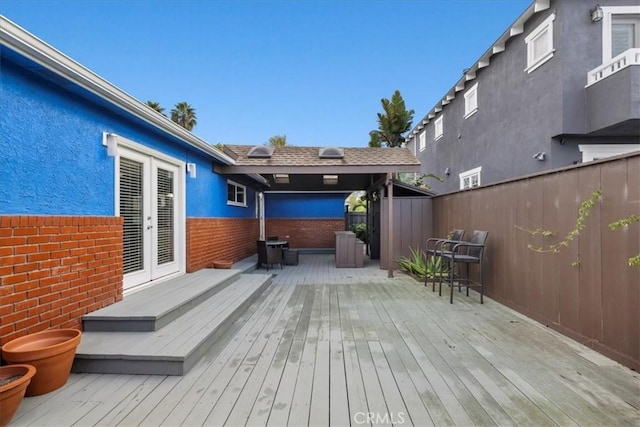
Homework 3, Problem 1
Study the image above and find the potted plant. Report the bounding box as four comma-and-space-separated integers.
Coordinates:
213, 260, 233, 269
1, 329, 81, 396
0, 364, 36, 426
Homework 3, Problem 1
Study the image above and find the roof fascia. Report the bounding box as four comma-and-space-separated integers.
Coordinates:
0, 16, 235, 165
214, 164, 422, 175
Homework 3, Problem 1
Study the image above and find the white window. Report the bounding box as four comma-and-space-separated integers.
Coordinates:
434, 116, 444, 141
459, 167, 482, 190
579, 144, 640, 162
602, 7, 640, 61
419, 130, 426, 151
464, 83, 478, 119
227, 180, 246, 207
525, 13, 555, 73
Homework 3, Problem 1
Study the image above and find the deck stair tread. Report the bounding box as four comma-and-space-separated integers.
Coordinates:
73, 273, 272, 375
82, 268, 241, 332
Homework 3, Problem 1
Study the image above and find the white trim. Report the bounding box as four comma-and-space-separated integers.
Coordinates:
579, 144, 640, 162
525, 13, 555, 73
586, 48, 640, 86
0, 16, 234, 165
463, 83, 478, 119
227, 179, 247, 207
601, 6, 640, 62
419, 130, 426, 151
434, 116, 444, 141
459, 166, 482, 189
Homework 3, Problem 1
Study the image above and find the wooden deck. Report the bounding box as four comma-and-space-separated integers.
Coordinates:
11, 254, 640, 426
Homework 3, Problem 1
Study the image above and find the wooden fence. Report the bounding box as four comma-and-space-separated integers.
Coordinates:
431, 153, 639, 371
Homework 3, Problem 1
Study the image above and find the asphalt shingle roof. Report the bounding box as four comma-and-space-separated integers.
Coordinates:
224, 145, 421, 167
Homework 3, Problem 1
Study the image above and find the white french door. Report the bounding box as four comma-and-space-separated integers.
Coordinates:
118, 147, 183, 290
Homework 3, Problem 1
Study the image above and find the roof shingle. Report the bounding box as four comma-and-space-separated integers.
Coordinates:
224, 145, 420, 167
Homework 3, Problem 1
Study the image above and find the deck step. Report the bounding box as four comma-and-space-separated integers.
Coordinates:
82, 269, 241, 332
72, 273, 272, 376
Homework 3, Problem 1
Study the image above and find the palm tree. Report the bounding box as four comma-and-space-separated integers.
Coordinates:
171, 102, 197, 131
146, 101, 165, 115
369, 90, 414, 147
268, 135, 287, 147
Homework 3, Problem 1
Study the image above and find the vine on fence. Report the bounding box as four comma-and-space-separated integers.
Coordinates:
516, 190, 639, 268
609, 214, 640, 267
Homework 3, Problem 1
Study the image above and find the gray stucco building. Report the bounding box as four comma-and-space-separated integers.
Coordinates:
406, 0, 639, 194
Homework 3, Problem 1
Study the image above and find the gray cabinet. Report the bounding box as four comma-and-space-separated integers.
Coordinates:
335, 231, 364, 268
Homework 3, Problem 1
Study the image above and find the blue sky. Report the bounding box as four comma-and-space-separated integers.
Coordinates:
1, 0, 531, 147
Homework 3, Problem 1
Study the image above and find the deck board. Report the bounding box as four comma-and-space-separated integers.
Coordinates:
10, 254, 640, 427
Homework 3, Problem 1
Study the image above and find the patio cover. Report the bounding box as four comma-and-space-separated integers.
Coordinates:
216, 145, 421, 192
217, 145, 422, 277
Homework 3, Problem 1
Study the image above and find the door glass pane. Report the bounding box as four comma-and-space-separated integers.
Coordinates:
120, 158, 144, 274
157, 168, 175, 265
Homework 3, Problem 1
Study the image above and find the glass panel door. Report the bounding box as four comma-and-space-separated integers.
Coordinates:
120, 158, 145, 274
151, 159, 179, 279
119, 149, 181, 290
119, 150, 152, 289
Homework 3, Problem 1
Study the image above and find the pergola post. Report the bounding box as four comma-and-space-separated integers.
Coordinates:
387, 173, 394, 278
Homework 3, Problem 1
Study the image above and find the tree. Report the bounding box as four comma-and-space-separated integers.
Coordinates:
171, 102, 197, 131
268, 135, 287, 147
368, 132, 381, 148
346, 191, 367, 212
146, 101, 165, 115
369, 90, 414, 147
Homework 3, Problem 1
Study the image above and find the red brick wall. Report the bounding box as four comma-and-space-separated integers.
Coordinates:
266, 219, 344, 249
0, 216, 123, 347
186, 217, 259, 272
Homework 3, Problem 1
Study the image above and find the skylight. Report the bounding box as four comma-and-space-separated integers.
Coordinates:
319, 147, 344, 158
247, 145, 275, 158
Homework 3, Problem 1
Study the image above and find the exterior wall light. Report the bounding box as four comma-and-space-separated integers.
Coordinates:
533, 151, 546, 161
186, 162, 197, 178
591, 5, 603, 22
274, 173, 289, 184
323, 175, 338, 185
102, 132, 119, 157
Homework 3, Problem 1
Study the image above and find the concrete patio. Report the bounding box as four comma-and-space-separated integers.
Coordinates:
9, 254, 640, 426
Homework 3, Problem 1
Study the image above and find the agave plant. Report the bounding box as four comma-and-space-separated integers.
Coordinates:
425, 255, 449, 279
396, 247, 427, 278
396, 246, 449, 279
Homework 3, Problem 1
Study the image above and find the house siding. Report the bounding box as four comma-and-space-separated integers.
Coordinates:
186, 218, 259, 272
0, 41, 263, 343
408, 0, 640, 194
0, 55, 256, 219
263, 193, 347, 249
265, 193, 346, 218
265, 218, 344, 249
0, 215, 123, 347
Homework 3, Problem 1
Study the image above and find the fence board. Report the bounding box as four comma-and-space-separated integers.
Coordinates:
430, 153, 639, 370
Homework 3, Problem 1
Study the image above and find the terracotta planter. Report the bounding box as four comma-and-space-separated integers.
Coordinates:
1, 329, 81, 396
213, 260, 233, 269
0, 364, 36, 427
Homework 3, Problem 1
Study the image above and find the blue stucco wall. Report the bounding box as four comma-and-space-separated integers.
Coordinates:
265, 193, 347, 218
0, 54, 254, 218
